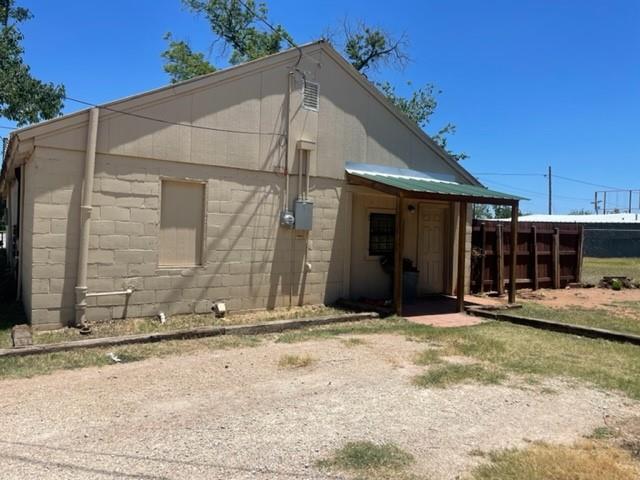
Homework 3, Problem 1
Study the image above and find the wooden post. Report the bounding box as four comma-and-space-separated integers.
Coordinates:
457, 202, 468, 312
531, 225, 539, 290
479, 222, 486, 293
496, 223, 504, 295
552, 227, 561, 289
508, 201, 518, 304
575, 225, 584, 283
393, 195, 404, 315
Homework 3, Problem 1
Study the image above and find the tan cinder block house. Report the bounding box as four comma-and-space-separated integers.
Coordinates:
0, 41, 520, 330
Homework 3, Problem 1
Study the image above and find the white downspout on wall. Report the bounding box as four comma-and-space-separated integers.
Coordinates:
16, 166, 25, 301
74, 107, 100, 328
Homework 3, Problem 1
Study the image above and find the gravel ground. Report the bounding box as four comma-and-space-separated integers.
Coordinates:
0, 334, 637, 480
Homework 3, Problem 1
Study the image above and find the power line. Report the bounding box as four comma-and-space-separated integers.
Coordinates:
472, 172, 544, 177
64, 2, 319, 140
480, 177, 592, 202
236, 0, 320, 69
472, 171, 625, 191
65, 96, 284, 137
0, 125, 15, 130
479, 178, 547, 197
237, 0, 295, 48
551, 174, 623, 191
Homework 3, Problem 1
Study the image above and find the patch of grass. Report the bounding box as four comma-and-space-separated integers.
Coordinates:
317, 441, 415, 478
275, 316, 423, 344
469, 448, 487, 457
413, 348, 443, 365
341, 337, 367, 347
590, 426, 619, 440
278, 353, 315, 369
31, 305, 346, 345
613, 301, 640, 315
470, 441, 640, 480
275, 317, 640, 400
519, 303, 640, 336
0, 334, 261, 380
582, 257, 640, 285
413, 363, 505, 388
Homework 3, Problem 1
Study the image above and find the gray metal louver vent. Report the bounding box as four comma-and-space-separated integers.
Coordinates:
302, 81, 319, 111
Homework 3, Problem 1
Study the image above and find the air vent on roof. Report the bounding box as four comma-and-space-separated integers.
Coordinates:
302, 81, 319, 111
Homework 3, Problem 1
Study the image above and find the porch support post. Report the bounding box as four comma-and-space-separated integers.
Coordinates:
456, 201, 468, 312
508, 200, 519, 304
393, 195, 405, 315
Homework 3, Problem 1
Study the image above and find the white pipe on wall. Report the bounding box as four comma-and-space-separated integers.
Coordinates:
297, 149, 303, 199
16, 166, 25, 301
305, 149, 310, 200
86, 288, 134, 298
282, 71, 293, 211
74, 107, 100, 328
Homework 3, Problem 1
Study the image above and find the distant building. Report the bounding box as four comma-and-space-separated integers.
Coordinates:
516, 213, 640, 224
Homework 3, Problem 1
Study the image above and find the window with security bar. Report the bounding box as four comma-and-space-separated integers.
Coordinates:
368, 213, 395, 256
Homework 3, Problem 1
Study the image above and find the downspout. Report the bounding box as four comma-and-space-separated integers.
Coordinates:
283, 71, 293, 211
286, 70, 294, 308
16, 166, 25, 301
74, 107, 100, 328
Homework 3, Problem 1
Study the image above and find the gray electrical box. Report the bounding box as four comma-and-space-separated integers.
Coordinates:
294, 199, 313, 230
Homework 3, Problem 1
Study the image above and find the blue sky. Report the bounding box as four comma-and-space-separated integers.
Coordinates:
3, 0, 639, 213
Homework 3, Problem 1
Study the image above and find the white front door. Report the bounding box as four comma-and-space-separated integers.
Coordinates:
418, 204, 446, 294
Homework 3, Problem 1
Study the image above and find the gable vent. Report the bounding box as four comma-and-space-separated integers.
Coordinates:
302, 81, 320, 111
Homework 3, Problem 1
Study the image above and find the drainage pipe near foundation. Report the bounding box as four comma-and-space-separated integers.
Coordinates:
74, 107, 100, 328
86, 288, 134, 298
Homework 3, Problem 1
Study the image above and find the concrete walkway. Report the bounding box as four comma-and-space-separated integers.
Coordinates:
402, 296, 493, 328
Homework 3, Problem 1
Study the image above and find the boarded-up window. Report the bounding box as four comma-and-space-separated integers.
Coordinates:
159, 180, 204, 266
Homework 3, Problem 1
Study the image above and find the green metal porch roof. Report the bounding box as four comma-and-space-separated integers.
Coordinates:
347, 171, 525, 204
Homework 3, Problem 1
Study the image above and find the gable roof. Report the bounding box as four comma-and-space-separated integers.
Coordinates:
2, 41, 480, 186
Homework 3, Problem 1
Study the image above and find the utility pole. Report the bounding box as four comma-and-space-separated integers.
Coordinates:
547, 165, 552, 215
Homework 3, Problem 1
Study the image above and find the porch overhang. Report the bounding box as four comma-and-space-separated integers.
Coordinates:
345, 169, 524, 206
346, 164, 524, 315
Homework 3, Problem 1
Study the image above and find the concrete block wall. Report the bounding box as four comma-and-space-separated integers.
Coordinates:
27, 147, 349, 329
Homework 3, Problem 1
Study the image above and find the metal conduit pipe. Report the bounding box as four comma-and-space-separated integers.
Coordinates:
298, 148, 303, 199
74, 107, 100, 328
305, 149, 310, 200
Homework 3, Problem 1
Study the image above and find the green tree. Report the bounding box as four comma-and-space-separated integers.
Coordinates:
161, 33, 216, 83
569, 208, 592, 215
163, 0, 466, 160
0, 0, 65, 126
473, 204, 493, 219
492, 205, 527, 219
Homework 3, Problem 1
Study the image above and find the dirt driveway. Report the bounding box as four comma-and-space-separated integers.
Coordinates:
474, 287, 640, 310
0, 334, 636, 479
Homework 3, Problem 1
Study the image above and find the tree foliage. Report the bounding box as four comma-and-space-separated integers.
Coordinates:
163, 0, 466, 160
162, 33, 216, 83
568, 208, 593, 215
473, 204, 527, 219
0, 0, 65, 126
343, 23, 407, 73
472, 204, 493, 219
